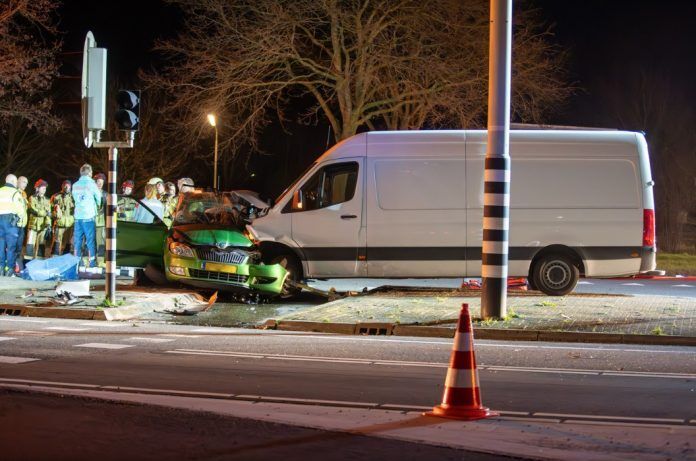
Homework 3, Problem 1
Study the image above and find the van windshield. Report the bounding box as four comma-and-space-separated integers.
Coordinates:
274, 162, 317, 206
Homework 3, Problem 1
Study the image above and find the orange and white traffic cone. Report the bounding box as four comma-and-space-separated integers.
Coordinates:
425, 303, 498, 420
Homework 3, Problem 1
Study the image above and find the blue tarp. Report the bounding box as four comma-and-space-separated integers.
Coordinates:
23, 254, 80, 281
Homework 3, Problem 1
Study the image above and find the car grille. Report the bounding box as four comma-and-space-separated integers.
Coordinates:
188, 269, 249, 284
196, 248, 248, 264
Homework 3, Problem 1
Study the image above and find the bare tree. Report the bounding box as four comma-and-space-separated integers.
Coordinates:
144, 0, 570, 154
606, 69, 696, 252
0, 0, 61, 133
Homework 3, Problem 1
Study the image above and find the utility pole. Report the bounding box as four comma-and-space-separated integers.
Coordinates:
481, 0, 512, 320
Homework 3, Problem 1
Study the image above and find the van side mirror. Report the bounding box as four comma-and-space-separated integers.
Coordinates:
291, 190, 303, 211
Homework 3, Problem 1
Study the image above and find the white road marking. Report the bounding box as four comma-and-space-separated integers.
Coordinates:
279, 334, 696, 354
533, 412, 685, 424
166, 349, 696, 379
621, 283, 644, 286
0, 336, 16, 341
672, 284, 693, 288
43, 327, 90, 332
4, 330, 56, 336
191, 328, 227, 333
158, 334, 201, 338
0, 318, 48, 323
125, 337, 175, 343
74, 343, 135, 350
576, 281, 593, 285
79, 323, 122, 327
0, 355, 40, 364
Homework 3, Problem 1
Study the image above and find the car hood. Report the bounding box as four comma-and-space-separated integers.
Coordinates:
173, 225, 253, 248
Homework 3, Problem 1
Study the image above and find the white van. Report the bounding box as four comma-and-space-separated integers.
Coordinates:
247, 130, 657, 295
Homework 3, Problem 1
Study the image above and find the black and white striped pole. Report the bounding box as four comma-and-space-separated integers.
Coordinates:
481, 0, 512, 320
105, 147, 118, 304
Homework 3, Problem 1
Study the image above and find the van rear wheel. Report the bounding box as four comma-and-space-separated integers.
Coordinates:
532, 254, 579, 296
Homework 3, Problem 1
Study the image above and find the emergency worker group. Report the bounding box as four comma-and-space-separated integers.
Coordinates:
0, 163, 194, 276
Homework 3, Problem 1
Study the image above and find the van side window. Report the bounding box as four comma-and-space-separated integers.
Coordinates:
296, 162, 358, 212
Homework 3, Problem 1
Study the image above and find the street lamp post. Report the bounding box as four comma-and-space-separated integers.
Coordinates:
207, 113, 219, 189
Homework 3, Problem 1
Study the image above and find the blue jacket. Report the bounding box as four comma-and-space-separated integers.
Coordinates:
72, 175, 102, 220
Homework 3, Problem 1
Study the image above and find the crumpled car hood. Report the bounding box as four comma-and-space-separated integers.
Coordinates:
173, 225, 252, 248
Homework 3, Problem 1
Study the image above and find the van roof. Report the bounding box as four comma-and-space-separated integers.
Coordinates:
317, 130, 643, 162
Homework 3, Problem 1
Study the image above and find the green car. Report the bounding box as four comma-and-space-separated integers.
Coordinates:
116, 190, 288, 296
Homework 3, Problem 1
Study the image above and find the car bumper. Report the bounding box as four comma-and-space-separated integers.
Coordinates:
164, 255, 288, 294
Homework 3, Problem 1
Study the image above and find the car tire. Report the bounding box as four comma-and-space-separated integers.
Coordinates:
269, 253, 302, 298
135, 264, 167, 286
532, 253, 579, 296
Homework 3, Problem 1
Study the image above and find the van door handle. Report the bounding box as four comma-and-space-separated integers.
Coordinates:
341, 214, 357, 219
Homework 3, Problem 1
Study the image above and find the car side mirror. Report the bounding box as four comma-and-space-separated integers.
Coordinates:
291, 190, 303, 211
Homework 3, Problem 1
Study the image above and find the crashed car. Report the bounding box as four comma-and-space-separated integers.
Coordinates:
116, 190, 288, 296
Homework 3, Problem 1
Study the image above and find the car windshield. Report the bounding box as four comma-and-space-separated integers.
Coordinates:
173, 191, 243, 227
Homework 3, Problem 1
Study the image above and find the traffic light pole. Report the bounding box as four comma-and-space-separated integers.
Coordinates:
94, 132, 134, 304
481, 0, 512, 320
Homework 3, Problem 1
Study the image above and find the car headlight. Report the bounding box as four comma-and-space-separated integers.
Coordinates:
169, 242, 195, 258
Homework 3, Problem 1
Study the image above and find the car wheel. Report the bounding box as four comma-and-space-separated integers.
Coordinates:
532, 254, 579, 296
270, 254, 302, 298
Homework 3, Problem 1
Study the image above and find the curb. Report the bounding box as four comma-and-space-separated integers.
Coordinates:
273, 320, 696, 346
0, 303, 105, 320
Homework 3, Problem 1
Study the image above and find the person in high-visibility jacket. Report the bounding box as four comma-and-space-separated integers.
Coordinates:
50, 180, 75, 256
0, 174, 24, 276
93, 173, 107, 267
24, 179, 51, 260
14, 176, 29, 273
162, 181, 177, 227
117, 179, 136, 221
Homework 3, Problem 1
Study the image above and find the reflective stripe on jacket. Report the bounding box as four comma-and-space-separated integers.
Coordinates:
51, 192, 75, 228
28, 195, 51, 231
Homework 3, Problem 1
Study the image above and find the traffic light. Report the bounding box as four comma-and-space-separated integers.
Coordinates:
115, 90, 141, 131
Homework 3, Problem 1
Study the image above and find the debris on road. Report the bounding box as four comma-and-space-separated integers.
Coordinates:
160, 291, 218, 316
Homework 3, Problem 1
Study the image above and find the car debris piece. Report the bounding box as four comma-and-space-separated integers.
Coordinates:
51, 291, 84, 306
55, 280, 91, 297
159, 291, 218, 316
19, 289, 37, 299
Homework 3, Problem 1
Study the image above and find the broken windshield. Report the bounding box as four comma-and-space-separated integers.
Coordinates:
173, 191, 243, 227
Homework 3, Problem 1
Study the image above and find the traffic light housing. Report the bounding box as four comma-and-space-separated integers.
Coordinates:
115, 90, 141, 131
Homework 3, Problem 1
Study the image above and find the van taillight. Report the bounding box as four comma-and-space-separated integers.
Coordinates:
643, 209, 655, 247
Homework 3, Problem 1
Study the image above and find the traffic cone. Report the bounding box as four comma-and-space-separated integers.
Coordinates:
425, 303, 498, 420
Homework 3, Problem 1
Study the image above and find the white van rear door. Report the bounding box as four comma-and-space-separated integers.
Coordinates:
290, 158, 365, 277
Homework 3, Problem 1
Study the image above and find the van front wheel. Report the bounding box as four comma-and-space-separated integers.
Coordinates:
269, 254, 302, 298
532, 254, 579, 296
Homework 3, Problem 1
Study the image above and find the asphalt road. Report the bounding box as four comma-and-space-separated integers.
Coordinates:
309, 277, 696, 298
1, 316, 694, 424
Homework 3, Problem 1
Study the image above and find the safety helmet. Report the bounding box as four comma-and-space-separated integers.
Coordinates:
122, 179, 135, 189
34, 179, 48, 190
61, 180, 72, 188
94, 173, 106, 181
147, 177, 164, 185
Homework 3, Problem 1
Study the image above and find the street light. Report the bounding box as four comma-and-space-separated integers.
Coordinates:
207, 113, 219, 189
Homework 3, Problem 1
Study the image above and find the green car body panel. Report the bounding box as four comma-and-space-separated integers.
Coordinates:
115, 197, 287, 295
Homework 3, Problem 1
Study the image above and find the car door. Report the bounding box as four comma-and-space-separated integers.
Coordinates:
288, 159, 365, 277
116, 196, 167, 268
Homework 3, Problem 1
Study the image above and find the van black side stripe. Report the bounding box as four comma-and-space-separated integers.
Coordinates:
298, 246, 642, 261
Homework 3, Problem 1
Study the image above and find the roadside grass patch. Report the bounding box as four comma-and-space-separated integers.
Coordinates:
535, 301, 557, 307
657, 252, 696, 275
651, 326, 664, 336
99, 297, 126, 308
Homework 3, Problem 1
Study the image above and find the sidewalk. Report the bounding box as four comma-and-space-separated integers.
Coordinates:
0, 277, 211, 321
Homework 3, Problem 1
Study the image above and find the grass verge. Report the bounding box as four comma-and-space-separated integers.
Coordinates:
657, 252, 696, 275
